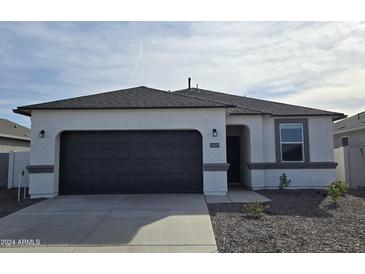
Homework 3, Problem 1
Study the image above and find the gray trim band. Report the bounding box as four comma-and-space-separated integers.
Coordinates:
203, 163, 230, 171
275, 118, 310, 163
26, 165, 54, 174
247, 162, 338, 170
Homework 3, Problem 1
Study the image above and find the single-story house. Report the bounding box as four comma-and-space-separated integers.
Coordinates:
14, 85, 345, 198
334, 111, 365, 148
333, 111, 365, 188
0, 118, 30, 153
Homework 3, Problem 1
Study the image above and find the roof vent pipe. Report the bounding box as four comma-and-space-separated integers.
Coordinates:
188, 77, 191, 90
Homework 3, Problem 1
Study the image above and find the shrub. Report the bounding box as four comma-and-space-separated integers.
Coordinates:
244, 201, 269, 218
328, 181, 349, 203
278, 173, 291, 190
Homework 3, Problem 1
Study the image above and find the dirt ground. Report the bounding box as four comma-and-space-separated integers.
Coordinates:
208, 189, 365, 252
0, 188, 44, 219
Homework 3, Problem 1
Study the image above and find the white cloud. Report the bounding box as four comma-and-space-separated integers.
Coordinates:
0, 21, 365, 127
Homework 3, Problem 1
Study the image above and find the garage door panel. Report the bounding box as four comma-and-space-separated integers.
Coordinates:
115, 143, 130, 159
168, 163, 185, 173
59, 130, 203, 194
63, 163, 94, 176
96, 163, 118, 175
149, 149, 166, 158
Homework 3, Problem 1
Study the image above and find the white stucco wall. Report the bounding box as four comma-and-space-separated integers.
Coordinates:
29, 108, 228, 198
308, 116, 335, 162
334, 146, 365, 189
227, 115, 336, 189
261, 169, 336, 189
334, 147, 348, 182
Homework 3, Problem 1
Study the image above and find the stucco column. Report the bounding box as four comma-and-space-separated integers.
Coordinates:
248, 116, 265, 189
28, 114, 58, 198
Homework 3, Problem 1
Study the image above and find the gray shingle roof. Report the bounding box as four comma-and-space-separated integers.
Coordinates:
0, 118, 30, 141
174, 88, 345, 120
334, 111, 365, 133
14, 85, 345, 120
14, 86, 234, 116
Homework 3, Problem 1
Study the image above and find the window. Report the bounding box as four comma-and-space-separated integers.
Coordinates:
279, 123, 304, 162
341, 137, 349, 147
275, 119, 309, 164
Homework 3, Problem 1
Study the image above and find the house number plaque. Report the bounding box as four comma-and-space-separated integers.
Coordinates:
210, 143, 220, 148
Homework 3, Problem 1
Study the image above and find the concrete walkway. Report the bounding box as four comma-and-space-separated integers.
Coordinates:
0, 194, 217, 253
206, 188, 271, 203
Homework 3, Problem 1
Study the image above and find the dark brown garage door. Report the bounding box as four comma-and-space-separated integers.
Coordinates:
59, 130, 203, 195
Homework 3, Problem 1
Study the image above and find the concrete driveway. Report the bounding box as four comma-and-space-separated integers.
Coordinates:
0, 194, 217, 252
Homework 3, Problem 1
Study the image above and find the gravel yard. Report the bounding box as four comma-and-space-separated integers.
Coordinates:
208, 189, 365, 253
0, 188, 44, 219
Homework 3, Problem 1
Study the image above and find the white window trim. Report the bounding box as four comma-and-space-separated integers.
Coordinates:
279, 123, 305, 163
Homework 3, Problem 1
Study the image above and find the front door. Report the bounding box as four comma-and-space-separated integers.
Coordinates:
226, 136, 241, 184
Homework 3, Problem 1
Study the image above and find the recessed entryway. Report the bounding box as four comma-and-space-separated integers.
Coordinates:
226, 125, 251, 188
226, 136, 241, 184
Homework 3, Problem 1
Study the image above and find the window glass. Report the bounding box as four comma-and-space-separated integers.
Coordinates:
282, 144, 303, 161
341, 137, 349, 147
280, 123, 304, 162
280, 124, 303, 142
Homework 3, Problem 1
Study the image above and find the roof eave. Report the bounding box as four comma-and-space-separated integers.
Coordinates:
13, 108, 31, 116
229, 112, 347, 120
229, 112, 268, 116
14, 105, 235, 115
0, 134, 30, 141
334, 125, 365, 135
271, 113, 346, 121
332, 113, 348, 121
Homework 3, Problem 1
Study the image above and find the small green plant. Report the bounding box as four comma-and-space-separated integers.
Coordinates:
278, 173, 291, 190
328, 180, 349, 203
244, 201, 269, 218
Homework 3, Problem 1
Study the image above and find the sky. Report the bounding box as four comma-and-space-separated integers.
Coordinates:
1, 21, 365, 127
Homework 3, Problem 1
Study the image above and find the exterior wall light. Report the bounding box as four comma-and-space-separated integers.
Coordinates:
39, 130, 45, 138
212, 129, 218, 137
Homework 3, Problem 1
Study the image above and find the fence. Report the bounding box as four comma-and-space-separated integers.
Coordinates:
334, 146, 365, 189
7, 151, 30, 188
0, 153, 9, 187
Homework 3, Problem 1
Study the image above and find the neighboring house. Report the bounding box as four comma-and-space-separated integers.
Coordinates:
333, 112, 365, 188
13, 85, 344, 199
0, 118, 30, 188
0, 118, 30, 152
334, 111, 365, 148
